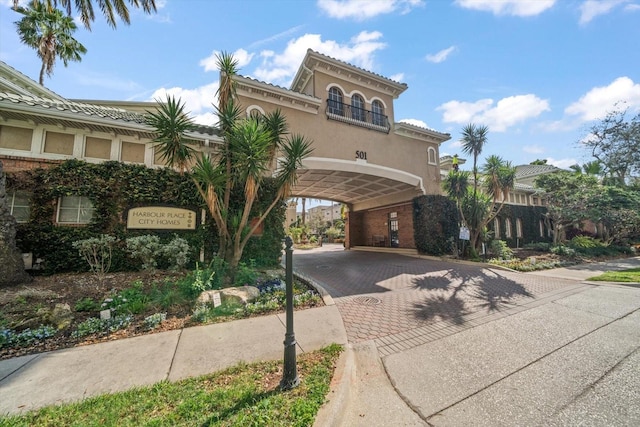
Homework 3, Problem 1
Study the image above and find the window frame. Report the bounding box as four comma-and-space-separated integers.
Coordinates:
351, 94, 365, 121
328, 87, 344, 116
56, 195, 96, 225
7, 190, 31, 223
371, 100, 385, 126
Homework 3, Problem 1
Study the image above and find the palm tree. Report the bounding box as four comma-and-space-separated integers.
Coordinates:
14, 0, 157, 30
442, 169, 470, 227
147, 55, 313, 281
145, 96, 197, 175
14, 2, 87, 85
460, 123, 489, 197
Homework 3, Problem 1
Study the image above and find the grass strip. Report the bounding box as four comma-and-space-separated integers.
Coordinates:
587, 268, 640, 283
0, 344, 342, 427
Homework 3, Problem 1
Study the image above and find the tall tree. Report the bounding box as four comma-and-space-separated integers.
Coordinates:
14, 0, 157, 29
460, 123, 489, 199
443, 155, 516, 253
14, 2, 87, 85
147, 55, 313, 281
582, 107, 640, 186
535, 171, 599, 244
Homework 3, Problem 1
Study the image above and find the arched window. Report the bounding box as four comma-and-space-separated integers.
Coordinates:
372, 100, 385, 126
505, 218, 512, 238
516, 218, 523, 238
427, 147, 437, 165
328, 87, 343, 116
539, 220, 545, 237
494, 218, 501, 239
351, 94, 365, 121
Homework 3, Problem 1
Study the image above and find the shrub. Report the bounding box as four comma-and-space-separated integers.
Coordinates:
101, 280, 148, 315
126, 235, 162, 271
569, 235, 602, 249
489, 240, 513, 260
74, 297, 100, 312
162, 235, 191, 271
72, 235, 117, 285
551, 245, 577, 257
235, 260, 258, 286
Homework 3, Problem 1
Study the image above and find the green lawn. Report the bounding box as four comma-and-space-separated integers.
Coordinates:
0, 344, 342, 427
587, 268, 640, 283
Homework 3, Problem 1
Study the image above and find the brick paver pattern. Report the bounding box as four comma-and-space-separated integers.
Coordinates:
292, 248, 592, 356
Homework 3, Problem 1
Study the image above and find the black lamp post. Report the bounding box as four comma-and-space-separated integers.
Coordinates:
280, 236, 299, 390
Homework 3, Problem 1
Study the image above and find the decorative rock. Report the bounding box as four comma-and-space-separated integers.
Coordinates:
197, 290, 220, 305
197, 286, 260, 306
51, 303, 73, 330
221, 285, 260, 304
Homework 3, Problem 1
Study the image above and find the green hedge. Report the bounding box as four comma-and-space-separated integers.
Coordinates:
412, 195, 459, 255
10, 159, 284, 274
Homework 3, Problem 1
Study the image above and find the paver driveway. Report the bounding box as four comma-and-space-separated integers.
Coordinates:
292, 246, 591, 356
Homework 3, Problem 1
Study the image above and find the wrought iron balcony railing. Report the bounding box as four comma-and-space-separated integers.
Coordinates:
325, 100, 390, 133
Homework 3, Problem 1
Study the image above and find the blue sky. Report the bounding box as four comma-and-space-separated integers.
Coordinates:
1, 0, 639, 177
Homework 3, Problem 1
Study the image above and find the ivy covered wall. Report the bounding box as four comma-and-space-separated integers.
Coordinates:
489, 204, 551, 247
412, 195, 459, 256
8, 159, 285, 273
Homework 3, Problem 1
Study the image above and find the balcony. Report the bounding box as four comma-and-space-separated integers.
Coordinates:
325, 100, 391, 133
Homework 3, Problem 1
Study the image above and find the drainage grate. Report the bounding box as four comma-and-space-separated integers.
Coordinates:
316, 265, 331, 269
353, 296, 382, 306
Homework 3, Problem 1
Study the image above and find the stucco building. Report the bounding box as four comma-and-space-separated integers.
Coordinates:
1, 51, 554, 252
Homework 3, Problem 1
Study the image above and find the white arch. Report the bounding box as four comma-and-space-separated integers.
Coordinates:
299, 157, 425, 194
246, 105, 265, 117
369, 96, 388, 109
325, 82, 347, 95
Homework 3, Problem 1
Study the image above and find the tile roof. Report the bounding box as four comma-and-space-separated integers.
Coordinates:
515, 164, 561, 178
234, 74, 321, 102
306, 49, 407, 88
0, 92, 218, 136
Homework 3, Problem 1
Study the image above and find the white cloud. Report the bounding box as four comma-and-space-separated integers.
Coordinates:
149, 81, 219, 125
317, 0, 424, 20
437, 94, 550, 132
523, 145, 544, 154
565, 77, 640, 121
389, 73, 405, 83
426, 46, 456, 63
545, 157, 579, 169
399, 118, 429, 128
579, 0, 629, 24
253, 31, 386, 86
625, 3, 640, 11
455, 0, 555, 16
199, 48, 254, 73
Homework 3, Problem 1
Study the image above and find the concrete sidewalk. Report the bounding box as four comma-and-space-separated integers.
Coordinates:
0, 304, 347, 416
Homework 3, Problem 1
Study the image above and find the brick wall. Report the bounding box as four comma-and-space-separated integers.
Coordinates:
0, 155, 63, 173
348, 202, 415, 248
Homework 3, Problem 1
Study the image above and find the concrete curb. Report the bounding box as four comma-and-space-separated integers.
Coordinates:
313, 344, 356, 427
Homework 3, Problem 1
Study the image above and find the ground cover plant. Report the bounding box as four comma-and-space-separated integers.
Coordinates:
0, 344, 342, 426
487, 237, 636, 272
0, 263, 323, 360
